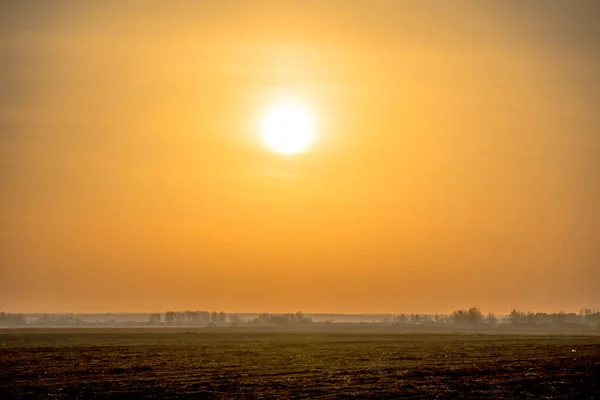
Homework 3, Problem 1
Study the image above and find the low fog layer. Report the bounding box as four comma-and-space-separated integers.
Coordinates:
2, 308, 599, 331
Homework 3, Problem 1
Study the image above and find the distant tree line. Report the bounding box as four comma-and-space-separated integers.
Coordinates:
0, 312, 26, 325
388, 309, 489, 325
42, 313, 84, 324
248, 312, 313, 326
148, 310, 228, 325
150, 310, 313, 326
0, 313, 86, 326
389, 313, 451, 325
383, 307, 600, 328
449, 307, 600, 327
2, 308, 599, 328
507, 308, 600, 327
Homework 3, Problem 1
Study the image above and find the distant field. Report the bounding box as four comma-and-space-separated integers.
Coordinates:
1, 328, 599, 399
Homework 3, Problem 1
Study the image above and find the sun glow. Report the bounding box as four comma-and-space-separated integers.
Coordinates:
260, 102, 315, 154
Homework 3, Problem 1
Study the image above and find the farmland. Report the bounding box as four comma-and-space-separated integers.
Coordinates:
1, 327, 599, 399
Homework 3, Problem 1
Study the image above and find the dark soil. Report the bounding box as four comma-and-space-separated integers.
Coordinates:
1, 328, 599, 399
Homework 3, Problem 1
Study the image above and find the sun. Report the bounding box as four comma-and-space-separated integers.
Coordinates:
260, 101, 315, 154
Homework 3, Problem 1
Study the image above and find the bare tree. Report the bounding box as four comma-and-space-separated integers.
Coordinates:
452, 307, 483, 324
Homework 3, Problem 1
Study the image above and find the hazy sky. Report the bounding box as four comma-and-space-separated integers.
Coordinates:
1, 1, 598, 313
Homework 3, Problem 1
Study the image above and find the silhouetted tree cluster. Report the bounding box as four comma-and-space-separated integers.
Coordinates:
508, 309, 600, 327
580, 308, 600, 327
158, 311, 312, 326
229, 313, 242, 325
148, 313, 162, 324
393, 314, 407, 324
486, 312, 497, 324
249, 311, 313, 326
163, 310, 230, 325
452, 307, 485, 324
390, 314, 450, 325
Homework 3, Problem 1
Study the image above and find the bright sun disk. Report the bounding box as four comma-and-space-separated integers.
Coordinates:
260, 102, 315, 154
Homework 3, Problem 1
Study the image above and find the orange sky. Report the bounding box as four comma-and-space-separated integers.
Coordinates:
1, 1, 598, 313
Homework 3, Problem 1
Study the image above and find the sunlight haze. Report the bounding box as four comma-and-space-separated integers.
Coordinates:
1, 1, 598, 314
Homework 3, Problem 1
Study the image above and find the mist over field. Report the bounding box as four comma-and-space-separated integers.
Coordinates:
2, 308, 600, 332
